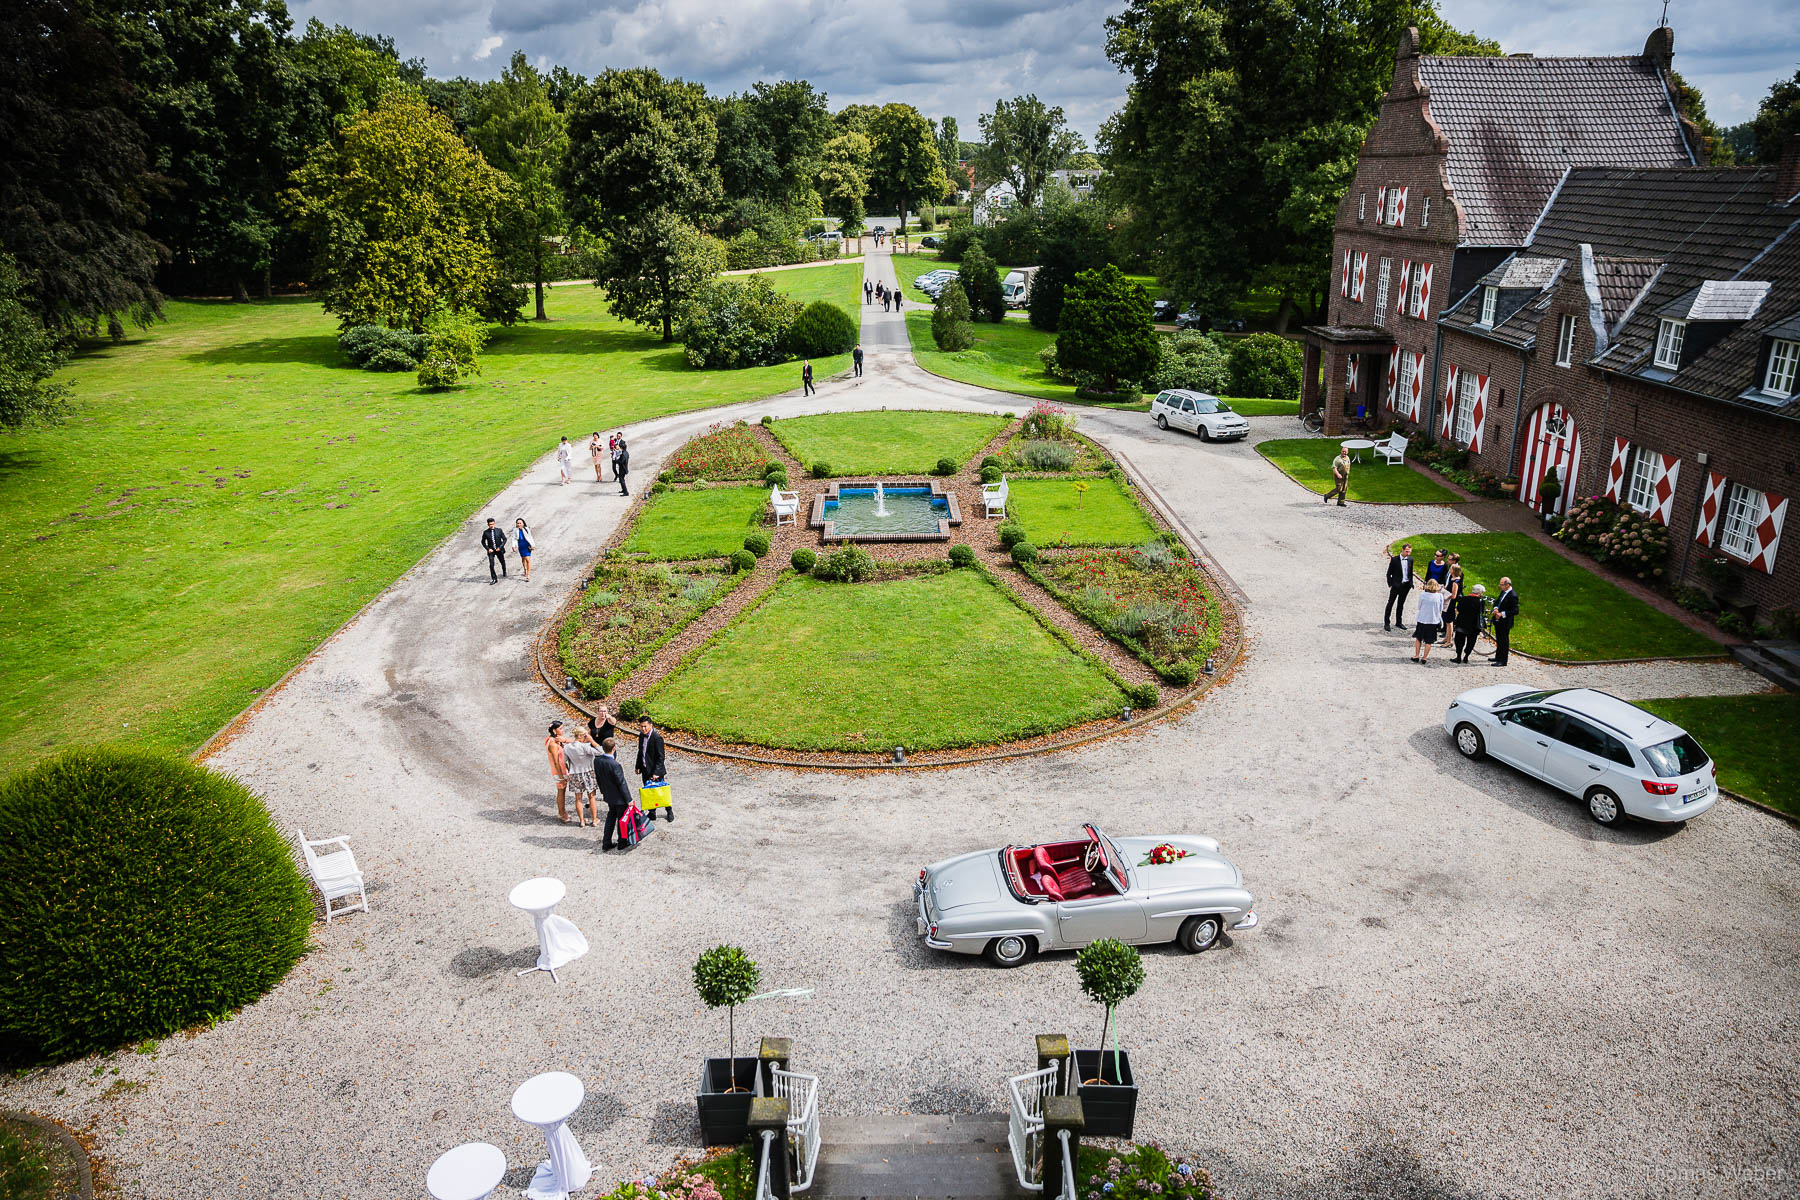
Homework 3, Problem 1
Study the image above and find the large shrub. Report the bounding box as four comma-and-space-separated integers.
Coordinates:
958, 243, 1007, 323
934, 224, 984, 262
931, 280, 975, 351
338, 324, 426, 371
812, 545, 877, 582
416, 313, 488, 390
0, 748, 313, 1066
786, 301, 858, 358
678, 276, 805, 369
1150, 331, 1232, 394
1556, 495, 1671, 580
1056, 265, 1157, 393
1226, 333, 1302, 401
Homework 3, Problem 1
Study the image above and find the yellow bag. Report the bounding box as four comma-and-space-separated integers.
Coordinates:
640, 780, 672, 811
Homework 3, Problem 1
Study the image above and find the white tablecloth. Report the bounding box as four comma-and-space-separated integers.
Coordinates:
510, 877, 588, 973
512, 1071, 592, 1200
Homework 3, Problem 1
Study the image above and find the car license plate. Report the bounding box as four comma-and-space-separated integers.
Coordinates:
1683, 786, 1711, 804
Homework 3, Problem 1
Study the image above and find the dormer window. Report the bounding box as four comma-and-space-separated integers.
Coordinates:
1764, 338, 1799, 398
1655, 318, 1686, 370
1479, 287, 1498, 326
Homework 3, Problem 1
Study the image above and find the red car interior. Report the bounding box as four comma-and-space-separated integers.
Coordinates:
1006, 838, 1112, 901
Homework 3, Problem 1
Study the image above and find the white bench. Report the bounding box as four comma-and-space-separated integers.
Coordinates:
982, 476, 1009, 519
1375, 433, 1409, 466
297, 828, 368, 923
770, 484, 800, 526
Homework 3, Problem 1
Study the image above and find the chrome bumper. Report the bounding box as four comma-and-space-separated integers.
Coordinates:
915, 882, 952, 949
1232, 910, 1258, 930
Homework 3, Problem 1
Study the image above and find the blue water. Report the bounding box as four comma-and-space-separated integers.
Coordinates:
824, 487, 948, 536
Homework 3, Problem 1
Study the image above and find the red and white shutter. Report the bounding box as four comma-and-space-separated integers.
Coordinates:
1649, 453, 1681, 525
1353, 252, 1367, 302
1398, 260, 1411, 317
1694, 471, 1728, 547
1385, 352, 1399, 410
1341, 248, 1351, 298
1469, 374, 1489, 452
1346, 354, 1359, 393
1376, 186, 1387, 225
1394, 186, 1408, 226
1605, 437, 1631, 501
1440, 364, 1459, 438
1411, 351, 1426, 420
1750, 492, 1788, 574
1416, 263, 1433, 317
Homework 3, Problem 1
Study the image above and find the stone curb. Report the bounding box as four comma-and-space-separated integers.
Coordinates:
1721, 787, 1800, 828
0, 1110, 96, 1200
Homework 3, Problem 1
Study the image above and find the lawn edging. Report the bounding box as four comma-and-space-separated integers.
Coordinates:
0, 1110, 96, 1200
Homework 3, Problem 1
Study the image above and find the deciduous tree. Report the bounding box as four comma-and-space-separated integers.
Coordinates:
1751, 69, 1800, 163
599, 211, 726, 343
975, 95, 1083, 209
0, 253, 71, 428
470, 52, 569, 321
868, 103, 949, 234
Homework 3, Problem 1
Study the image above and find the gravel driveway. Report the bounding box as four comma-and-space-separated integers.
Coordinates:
4, 248, 1795, 1200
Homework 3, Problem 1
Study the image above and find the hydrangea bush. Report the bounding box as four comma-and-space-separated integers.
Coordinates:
1078, 1144, 1214, 1200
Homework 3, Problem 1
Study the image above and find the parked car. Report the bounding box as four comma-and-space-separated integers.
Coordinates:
915, 823, 1257, 967
1174, 306, 1208, 331
1443, 686, 1718, 826
1149, 390, 1250, 441
914, 269, 958, 297
920, 236, 939, 248
1151, 299, 1178, 323
806, 230, 843, 244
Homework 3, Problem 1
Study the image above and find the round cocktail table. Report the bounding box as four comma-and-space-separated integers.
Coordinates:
512, 1071, 592, 1200
1340, 438, 1376, 462
509, 877, 587, 982
426, 1142, 506, 1200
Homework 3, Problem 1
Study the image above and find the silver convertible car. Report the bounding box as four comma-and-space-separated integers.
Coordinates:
914, 824, 1258, 967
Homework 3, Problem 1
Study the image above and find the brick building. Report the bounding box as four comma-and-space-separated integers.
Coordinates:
1303, 25, 1800, 617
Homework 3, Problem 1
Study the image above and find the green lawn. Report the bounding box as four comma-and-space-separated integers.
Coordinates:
769, 410, 1007, 475
1637, 693, 1800, 818
649, 570, 1123, 751
1258, 438, 1463, 504
1007, 477, 1159, 546
622, 486, 771, 559
745, 261, 864, 310
0, 273, 852, 771
1395, 533, 1722, 661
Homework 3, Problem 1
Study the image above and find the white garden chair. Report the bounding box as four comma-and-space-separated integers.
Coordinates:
770, 484, 800, 527
982, 476, 1009, 519
296, 828, 369, 923
1374, 433, 1409, 466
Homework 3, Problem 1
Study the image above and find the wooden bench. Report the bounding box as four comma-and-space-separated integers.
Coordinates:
770, 484, 800, 526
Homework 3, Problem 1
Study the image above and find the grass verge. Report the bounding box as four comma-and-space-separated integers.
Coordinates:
1637, 693, 1800, 818
768, 410, 1008, 476
1008, 476, 1159, 546
623, 487, 771, 560
1258, 438, 1463, 504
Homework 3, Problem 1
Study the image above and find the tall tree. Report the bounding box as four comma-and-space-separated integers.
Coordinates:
0, 0, 163, 332
563, 67, 722, 340
602, 213, 727, 346
975, 95, 1082, 208
818, 131, 872, 248
0, 252, 72, 427
715, 80, 832, 212
286, 89, 515, 332
470, 52, 569, 321
1751, 69, 1800, 164
867, 103, 948, 232
936, 116, 962, 182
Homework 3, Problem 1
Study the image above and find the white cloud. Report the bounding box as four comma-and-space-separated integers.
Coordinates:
473, 35, 503, 61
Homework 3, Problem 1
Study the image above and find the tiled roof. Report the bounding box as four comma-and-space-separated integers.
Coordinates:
1593, 257, 1662, 329
1439, 254, 1564, 348
1478, 255, 1564, 289
1685, 280, 1772, 321
1416, 54, 1693, 247
1677, 230, 1800, 416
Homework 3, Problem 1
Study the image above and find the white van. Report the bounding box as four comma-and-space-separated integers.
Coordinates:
1001, 266, 1039, 308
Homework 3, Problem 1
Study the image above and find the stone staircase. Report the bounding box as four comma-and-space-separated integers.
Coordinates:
1732, 640, 1800, 693
807, 1114, 1022, 1200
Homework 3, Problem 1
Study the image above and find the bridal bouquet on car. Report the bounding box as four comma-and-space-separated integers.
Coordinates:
1139, 843, 1190, 866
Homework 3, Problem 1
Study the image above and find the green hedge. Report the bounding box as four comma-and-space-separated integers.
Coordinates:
786, 301, 858, 358
0, 748, 313, 1065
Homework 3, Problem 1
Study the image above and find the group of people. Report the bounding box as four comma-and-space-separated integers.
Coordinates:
555, 432, 630, 495
479, 517, 534, 583
864, 280, 902, 311
1385, 545, 1520, 666
542, 704, 673, 851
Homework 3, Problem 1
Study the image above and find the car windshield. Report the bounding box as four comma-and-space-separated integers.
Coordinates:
1499, 689, 1563, 707
1191, 396, 1224, 414
1089, 827, 1130, 893
1643, 734, 1709, 778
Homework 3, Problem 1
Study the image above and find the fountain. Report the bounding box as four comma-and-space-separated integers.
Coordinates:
874, 481, 889, 516
813, 480, 962, 542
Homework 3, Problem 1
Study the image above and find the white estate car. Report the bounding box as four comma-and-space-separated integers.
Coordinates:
1150, 390, 1250, 442
1444, 686, 1718, 825
913, 269, 958, 297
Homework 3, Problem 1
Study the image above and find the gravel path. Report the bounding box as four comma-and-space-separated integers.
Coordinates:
4, 246, 1795, 1200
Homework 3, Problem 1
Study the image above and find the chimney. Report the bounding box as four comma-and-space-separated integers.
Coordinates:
1642, 25, 1674, 75
1778, 136, 1800, 205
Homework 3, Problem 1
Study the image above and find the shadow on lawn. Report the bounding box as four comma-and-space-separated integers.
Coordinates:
485, 324, 690, 369
181, 333, 348, 369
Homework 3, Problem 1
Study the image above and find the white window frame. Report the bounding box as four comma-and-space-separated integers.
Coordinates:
1358, 193, 1366, 222
1718, 483, 1761, 559
1655, 318, 1685, 370
1384, 187, 1400, 226
1626, 447, 1662, 514
1764, 338, 1799, 397
1397, 349, 1416, 405
1375, 257, 1392, 324
1411, 267, 1426, 319
1422, 197, 1430, 228
1556, 314, 1577, 367
1453, 373, 1478, 445
1479, 287, 1498, 326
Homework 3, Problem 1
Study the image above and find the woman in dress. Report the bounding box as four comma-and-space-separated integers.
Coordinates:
1424, 549, 1450, 587
1412, 579, 1445, 664
590, 432, 605, 482
556, 437, 573, 485
514, 518, 534, 582
1440, 564, 1463, 646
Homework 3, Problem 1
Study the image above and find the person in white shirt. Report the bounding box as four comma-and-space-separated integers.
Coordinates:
558, 729, 603, 827
1412, 579, 1445, 665
556, 436, 574, 485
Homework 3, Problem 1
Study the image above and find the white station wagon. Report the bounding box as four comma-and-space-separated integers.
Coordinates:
1444, 686, 1718, 825
1150, 389, 1250, 442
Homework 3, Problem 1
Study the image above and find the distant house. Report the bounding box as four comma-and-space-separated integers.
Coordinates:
973, 169, 1103, 225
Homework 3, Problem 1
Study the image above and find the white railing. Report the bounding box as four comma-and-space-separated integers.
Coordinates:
1055, 1129, 1077, 1200
1006, 1066, 1057, 1191
771, 1067, 821, 1193
754, 1130, 776, 1200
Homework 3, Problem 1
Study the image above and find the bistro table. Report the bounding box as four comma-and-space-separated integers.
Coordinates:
426, 1142, 507, 1200
509, 877, 587, 983
512, 1071, 592, 1200
1340, 438, 1377, 462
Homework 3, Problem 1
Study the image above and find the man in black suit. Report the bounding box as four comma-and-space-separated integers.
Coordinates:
1450, 583, 1487, 663
479, 517, 507, 582
1492, 577, 1519, 666
801, 359, 816, 396
852, 343, 864, 377
1384, 544, 1414, 630
595, 737, 633, 850
615, 438, 630, 496
635, 715, 672, 821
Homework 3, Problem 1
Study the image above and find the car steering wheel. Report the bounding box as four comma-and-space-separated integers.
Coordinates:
1083, 843, 1103, 873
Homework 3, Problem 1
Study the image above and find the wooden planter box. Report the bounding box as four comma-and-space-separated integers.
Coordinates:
1073, 1048, 1137, 1139
696, 1056, 759, 1146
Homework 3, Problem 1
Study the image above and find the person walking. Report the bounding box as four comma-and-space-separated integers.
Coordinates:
801, 359, 815, 396
1451, 583, 1486, 663
558, 727, 602, 827
614, 437, 630, 496
1492, 577, 1519, 666
480, 517, 508, 583
1412, 579, 1446, 664
635, 714, 672, 821
513, 518, 535, 582
883, 288, 891, 313
894, 290, 902, 311
1385, 545, 1415, 631
544, 720, 570, 823
596, 737, 633, 850
555, 436, 574, 485
864, 280, 873, 305
589, 432, 605, 482
1323, 446, 1350, 506
852, 343, 864, 378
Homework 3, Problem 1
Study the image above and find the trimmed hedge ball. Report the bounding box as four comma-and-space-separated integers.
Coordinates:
998, 522, 1027, 550
980, 464, 1003, 483
811, 461, 832, 479
744, 532, 772, 557
948, 544, 976, 567
730, 549, 757, 573
981, 455, 1002, 470
0, 748, 314, 1066
1125, 682, 1160, 708
934, 457, 957, 476
1010, 541, 1038, 564
763, 461, 786, 479
785, 301, 859, 358
791, 547, 818, 573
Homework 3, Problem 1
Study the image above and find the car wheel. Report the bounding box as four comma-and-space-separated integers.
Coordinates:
1453, 722, 1485, 760
1156, 414, 1168, 430
1198, 423, 1212, 442
1586, 787, 1624, 827
1176, 915, 1222, 954
985, 935, 1034, 968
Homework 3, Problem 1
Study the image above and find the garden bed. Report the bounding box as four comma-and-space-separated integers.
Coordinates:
558, 561, 747, 697
663, 420, 775, 483
1024, 544, 1224, 683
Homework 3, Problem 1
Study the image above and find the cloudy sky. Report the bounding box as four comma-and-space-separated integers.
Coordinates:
289, 0, 1797, 140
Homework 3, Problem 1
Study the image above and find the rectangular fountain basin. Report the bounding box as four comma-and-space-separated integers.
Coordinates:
809, 480, 962, 542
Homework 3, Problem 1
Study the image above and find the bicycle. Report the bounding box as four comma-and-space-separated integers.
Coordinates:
1300, 409, 1325, 434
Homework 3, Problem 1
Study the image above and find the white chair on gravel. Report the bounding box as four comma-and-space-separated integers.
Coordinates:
770, 483, 800, 527
1374, 433, 1409, 466
982, 476, 1009, 519
296, 828, 369, 923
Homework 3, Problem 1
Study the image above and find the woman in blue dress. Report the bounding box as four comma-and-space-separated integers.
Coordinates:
514, 518, 535, 581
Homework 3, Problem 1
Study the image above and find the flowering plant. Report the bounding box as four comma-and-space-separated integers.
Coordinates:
1081, 1143, 1213, 1200
667, 421, 772, 482
1139, 843, 1189, 866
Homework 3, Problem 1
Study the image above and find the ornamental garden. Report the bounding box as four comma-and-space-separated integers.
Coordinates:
554, 404, 1238, 762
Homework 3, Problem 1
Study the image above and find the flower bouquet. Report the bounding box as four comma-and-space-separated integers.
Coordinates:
1138, 843, 1189, 866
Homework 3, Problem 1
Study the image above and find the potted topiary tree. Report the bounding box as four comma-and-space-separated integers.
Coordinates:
1072, 938, 1145, 1138
693, 945, 761, 1145
1536, 472, 1562, 523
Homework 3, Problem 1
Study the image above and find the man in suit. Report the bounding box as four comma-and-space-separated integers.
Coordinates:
635, 715, 672, 821
852, 343, 864, 377
1384, 544, 1414, 630
1451, 583, 1486, 663
614, 438, 630, 496
801, 359, 816, 396
595, 737, 633, 850
1492, 577, 1519, 666
480, 517, 508, 582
